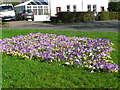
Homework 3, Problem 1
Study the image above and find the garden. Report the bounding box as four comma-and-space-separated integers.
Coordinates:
1, 29, 120, 88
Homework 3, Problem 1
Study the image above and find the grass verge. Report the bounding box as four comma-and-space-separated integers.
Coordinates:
0, 22, 7, 25
2, 29, 119, 88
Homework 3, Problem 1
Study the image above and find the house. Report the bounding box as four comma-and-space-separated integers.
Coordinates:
49, 0, 109, 17
15, 0, 109, 21
14, 0, 49, 21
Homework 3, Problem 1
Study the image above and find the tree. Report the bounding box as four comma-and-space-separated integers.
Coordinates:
1, 0, 20, 6
108, 1, 120, 11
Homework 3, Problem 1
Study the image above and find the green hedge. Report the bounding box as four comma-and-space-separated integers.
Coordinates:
97, 12, 109, 21
97, 11, 119, 21
118, 12, 120, 20
109, 12, 119, 20
57, 12, 95, 23
55, 11, 119, 22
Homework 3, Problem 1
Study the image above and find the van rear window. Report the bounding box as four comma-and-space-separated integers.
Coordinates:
0, 6, 13, 12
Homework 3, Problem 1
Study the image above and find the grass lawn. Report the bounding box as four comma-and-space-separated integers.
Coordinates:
0, 22, 7, 25
2, 29, 120, 88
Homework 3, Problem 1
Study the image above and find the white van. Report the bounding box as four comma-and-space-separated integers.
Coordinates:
0, 4, 16, 21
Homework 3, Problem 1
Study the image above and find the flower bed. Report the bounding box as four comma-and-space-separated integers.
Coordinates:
0, 33, 119, 73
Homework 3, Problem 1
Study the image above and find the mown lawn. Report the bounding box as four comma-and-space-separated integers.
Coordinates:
2, 29, 120, 88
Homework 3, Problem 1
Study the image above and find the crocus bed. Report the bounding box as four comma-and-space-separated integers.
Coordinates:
0, 33, 119, 73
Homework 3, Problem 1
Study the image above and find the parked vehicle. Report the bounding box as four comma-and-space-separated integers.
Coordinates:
16, 10, 34, 21
0, 4, 16, 21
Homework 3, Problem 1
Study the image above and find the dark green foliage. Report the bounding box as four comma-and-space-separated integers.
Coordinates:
118, 12, 120, 20
97, 11, 119, 21
109, 12, 119, 20
57, 12, 95, 23
108, 1, 120, 12
2, 2, 20, 6
97, 12, 110, 21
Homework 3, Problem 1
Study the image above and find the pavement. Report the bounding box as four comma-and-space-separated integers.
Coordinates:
1, 20, 119, 33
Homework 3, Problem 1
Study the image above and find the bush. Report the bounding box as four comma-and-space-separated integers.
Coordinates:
118, 12, 120, 20
108, 1, 120, 12
109, 12, 119, 20
50, 16, 58, 22
57, 12, 76, 23
76, 12, 95, 22
57, 12, 95, 23
97, 12, 109, 21
97, 11, 119, 21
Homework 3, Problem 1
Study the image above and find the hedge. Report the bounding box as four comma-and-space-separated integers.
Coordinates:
56, 12, 95, 23
97, 11, 119, 21
50, 11, 119, 22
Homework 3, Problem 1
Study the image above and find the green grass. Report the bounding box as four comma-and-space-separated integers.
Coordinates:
2, 29, 120, 88
0, 22, 7, 25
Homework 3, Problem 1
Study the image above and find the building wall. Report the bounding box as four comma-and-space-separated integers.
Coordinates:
49, 0, 109, 16
83, 0, 109, 11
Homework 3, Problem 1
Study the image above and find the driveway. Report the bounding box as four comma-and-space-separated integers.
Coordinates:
1, 21, 119, 32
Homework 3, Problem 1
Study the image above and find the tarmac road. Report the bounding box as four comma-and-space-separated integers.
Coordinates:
1, 20, 119, 32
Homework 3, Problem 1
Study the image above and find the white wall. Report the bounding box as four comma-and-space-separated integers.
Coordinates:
49, 0, 109, 16
34, 15, 50, 21
83, 0, 109, 12
50, 0, 83, 16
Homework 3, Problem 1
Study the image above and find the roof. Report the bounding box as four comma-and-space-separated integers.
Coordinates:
15, 0, 48, 7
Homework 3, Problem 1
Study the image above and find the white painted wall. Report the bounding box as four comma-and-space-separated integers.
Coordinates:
49, 0, 109, 16
83, 0, 109, 12
34, 15, 50, 21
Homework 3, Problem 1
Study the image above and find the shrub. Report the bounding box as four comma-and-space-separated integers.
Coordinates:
57, 12, 95, 23
97, 12, 110, 21
50, 16, 58, 22
97, 11, 119, 21
57, 12, 76, 23
108, 1, 120, 12
118, 12, 120, 20
109, 12, 119, 20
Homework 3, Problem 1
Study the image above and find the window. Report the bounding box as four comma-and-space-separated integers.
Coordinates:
101, 7, 104, 11
27, 6, 31, 8
56, 7, 61, 13
33, 6, 37, 15
44, 6, 48, 15
67, 5, 70, 12
27, 6, 31, 11
93, 5, 96, 11
1, 6, 13, 12
87, 5, 91, 11
38, 6, 43, 15
73, 5, 76, 12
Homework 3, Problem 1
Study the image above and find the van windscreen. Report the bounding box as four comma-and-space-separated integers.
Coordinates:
0, 6, 13, 12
